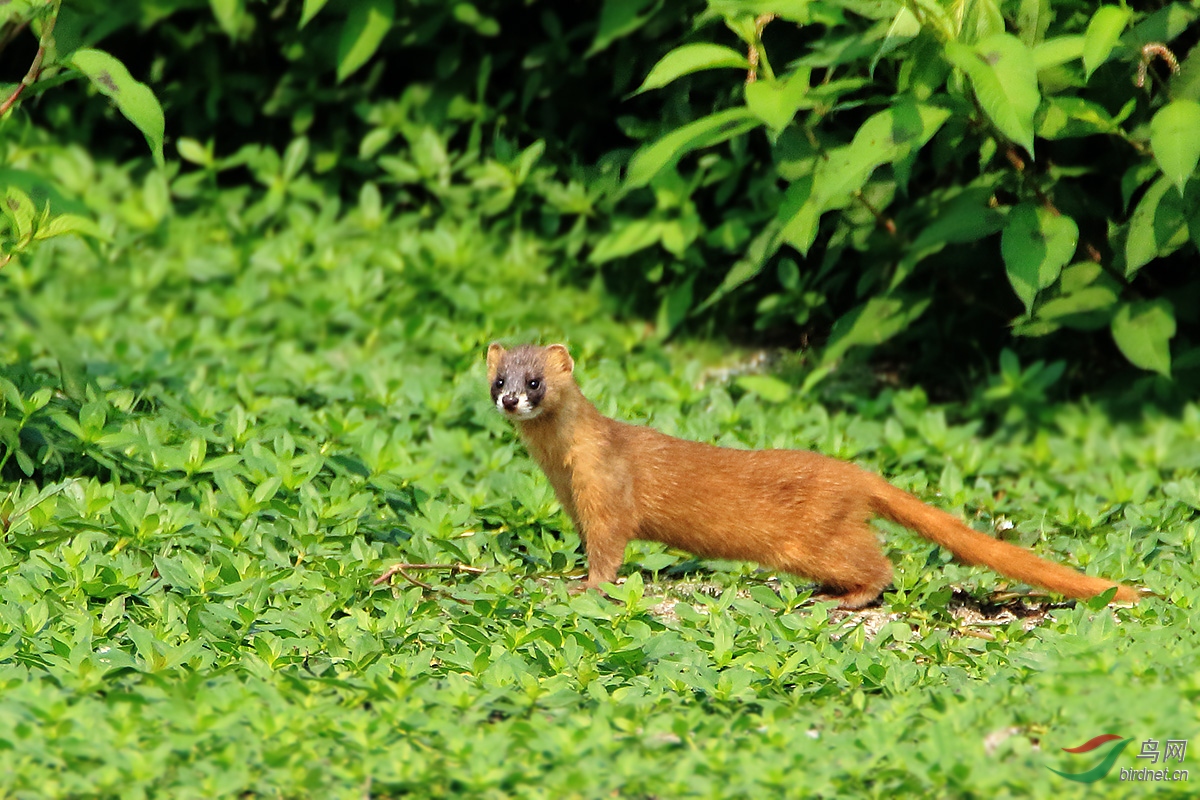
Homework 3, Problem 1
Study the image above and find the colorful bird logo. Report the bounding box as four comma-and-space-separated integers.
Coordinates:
1047, 734, 1134, 783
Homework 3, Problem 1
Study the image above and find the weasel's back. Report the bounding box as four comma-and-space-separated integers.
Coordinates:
623, 424, 870, 562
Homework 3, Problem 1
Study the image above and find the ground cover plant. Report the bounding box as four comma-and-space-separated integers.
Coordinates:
0, 149, 1198, 797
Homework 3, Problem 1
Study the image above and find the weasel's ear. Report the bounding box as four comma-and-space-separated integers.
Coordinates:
545, 343, 574, 374
486, 343, 506, 380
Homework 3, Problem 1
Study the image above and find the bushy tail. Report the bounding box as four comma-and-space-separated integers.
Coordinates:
868, 478, 1138, 604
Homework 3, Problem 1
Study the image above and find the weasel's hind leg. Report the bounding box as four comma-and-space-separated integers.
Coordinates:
779, 522, 893, 610
819, 566, 892, 609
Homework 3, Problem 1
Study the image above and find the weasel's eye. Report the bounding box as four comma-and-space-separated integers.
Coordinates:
528, 379, 540, 390
494, 378, 504, 389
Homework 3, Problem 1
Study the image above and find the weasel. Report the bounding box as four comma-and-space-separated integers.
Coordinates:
486, 343, 1138, 609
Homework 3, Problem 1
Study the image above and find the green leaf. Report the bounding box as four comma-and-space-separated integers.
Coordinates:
1032, 36, 1085, 71
1170, 37, 1200, 103
360, 128, 394, 159
1111, 299, 1176, 376
1017, 0, 1052, 46
177, 138, 213, 167
1121, 160, 1159, 211
822, 294, 932, 364
909, 191, 1006, 251
1037, 96, 1119, 140
945, 34, 1039, 155
625, 108, 760, 189
655, 277, 694, 338
300, 0, 330, 27
744, 71, 811, 132
589, 219, 663, 264
515, 139, 545, 184
871, 7, 921, 74
1001, 203, 1078, 314
635, 43, 749, 94
33, 213, 105, 241
1036, 287, 1118, 319
1126, 176, 1190, 276
79, 400, 107, 437
1149, 100, 1200, 195
3, 186, 36, 245
1124, 4, 1200, 52
735, 375, 792, 403
281, 137, 310, 183
359, 181, 382, 227
781, 100, 950, 254
337, 0, 394, 83
894, 189, 1005, 286
1034, 263, 1120, 331
963, 0, 1005, 44
590, 0, 661, 55
0, 1, 36, 28
1035, 286, 1118, 331
905, 0, 956, 39
452, 3, 499, 36
68, 49, 165, 167
213, 470, 252, 516
1083, 6, 1131, 80
695, 217, 781, 312
209, 0, 247, 39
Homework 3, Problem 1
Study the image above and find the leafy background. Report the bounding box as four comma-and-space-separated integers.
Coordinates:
1, 0, 1198, 797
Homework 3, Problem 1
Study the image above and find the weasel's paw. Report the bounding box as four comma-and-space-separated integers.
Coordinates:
568, 577, 613, 597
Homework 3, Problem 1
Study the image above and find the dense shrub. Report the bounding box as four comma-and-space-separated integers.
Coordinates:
3, 0, 1199, 392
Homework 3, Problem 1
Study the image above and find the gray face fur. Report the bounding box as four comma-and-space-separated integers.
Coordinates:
490, 345, 548, 421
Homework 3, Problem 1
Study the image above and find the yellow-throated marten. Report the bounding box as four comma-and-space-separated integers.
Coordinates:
487, 343, 1138, 608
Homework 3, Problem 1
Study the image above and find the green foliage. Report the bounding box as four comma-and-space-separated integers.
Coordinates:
0, 184, 105, 268
0, 148, 1197, 793
3, 2, 1197, 796
66, 48, 164, 166
601, 0, 1200, 380
4, 0, 1199, 387
0, 1, 163, 263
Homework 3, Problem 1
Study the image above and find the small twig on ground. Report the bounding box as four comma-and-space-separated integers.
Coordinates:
959, 627, 997, 641
374, 562, 485, 605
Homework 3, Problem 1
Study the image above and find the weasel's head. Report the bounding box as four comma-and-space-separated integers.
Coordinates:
486, 343, 575, 422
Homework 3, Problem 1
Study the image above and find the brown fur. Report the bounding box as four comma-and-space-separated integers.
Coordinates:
486, 343, 1139, 609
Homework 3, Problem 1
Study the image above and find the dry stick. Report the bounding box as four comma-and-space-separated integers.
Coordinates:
854, 189, 897, 236
960, 628, 997, 641
1003, 146, 1058, 217
0, 3, 59, 118
744, 13, 776, 85
374, 563, 485, 605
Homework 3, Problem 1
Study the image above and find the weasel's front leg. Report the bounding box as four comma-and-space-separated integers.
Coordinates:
571, 475, 633, 590
582, 529, 627, 589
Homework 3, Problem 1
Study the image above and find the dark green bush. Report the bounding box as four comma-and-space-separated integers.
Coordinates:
597, 1, 1200, 389
4, 0, 1199, 393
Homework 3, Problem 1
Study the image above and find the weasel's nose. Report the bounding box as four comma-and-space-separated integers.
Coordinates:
501, 395, 519, 411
